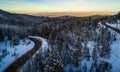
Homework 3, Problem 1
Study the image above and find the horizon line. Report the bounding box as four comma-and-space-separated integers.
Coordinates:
1, 9, 119, 17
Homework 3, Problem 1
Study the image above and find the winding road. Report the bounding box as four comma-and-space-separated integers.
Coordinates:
101, 22, 120, 33
4, 37, 42, 72
4, 22, 119, 72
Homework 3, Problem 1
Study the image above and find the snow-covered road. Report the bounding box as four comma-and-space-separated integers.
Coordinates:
0, 38, 35, 72
3, 36, 49, 72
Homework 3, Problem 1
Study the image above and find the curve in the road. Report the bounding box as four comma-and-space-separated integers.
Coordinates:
101, 22, 120, 33
4, 37, 42, 72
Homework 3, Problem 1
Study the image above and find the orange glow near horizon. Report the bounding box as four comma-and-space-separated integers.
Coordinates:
8, 10, 116, 17
3, 9, 116, 17
0, 0, 119, 17
30, 12, 116, 17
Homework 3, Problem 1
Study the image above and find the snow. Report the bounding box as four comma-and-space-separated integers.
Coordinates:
14, 36, 49, 72
68, 43, 73, 51
0, 38, 34, 72
108, 29, 120, 72
65, 64, 81, 72
65, 20, 120, 71
106, 20, 120, 29
99, 30, 120, 72
65, 41, 96, 72
81, 41, 96, 71
29, 36, 50, 54
81, 60, 93, 71
81, 41, 96, 55
65, 60, 93, 72
100, 20, 120, 72
98, 22, 106, 29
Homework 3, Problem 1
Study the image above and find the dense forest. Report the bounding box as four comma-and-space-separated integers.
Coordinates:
0, 9, 120, 72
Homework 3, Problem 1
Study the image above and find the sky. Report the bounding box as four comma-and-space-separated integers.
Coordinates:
0, 0, 120, 17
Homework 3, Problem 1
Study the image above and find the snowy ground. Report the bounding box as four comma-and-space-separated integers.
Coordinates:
106, 20, 120, 29
105, 22, 120, 72
0, 38, 35, 72
65, 41, 96, 72
109, 33, 120, 72
65, 21, 120, 72
18, 36, 49, 72
81, 41, 96, 56
100, 21, 120, 72
29, 36, 50, 54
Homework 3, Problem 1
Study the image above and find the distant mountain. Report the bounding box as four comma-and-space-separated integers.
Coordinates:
0, 9, 21, 21
115, 12, 120, 19
0, 9, 50, 25
0, 9, 120, 26
18, 14, 49, 24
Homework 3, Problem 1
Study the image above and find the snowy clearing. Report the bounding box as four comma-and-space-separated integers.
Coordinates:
81, 41, 96, 56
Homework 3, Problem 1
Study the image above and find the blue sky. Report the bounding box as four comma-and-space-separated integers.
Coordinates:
0, 0, 120, 16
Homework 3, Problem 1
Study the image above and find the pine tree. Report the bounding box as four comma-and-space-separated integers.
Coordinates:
83, 63, 87, 72
44, 49, 64, 72
0, 29, 4, 41
92, 47, 97, 60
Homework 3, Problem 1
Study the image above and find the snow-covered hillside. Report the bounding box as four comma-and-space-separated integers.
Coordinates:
18, 36, 50, 72
99, 21, 120, 72
0, 38, 34, 72
109, 33, 120, 72
1, 9, 120, 72
65, 41, 96, 72
65, 21, 120, 72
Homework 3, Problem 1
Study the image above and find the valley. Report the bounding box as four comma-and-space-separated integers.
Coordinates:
0, 9, 120, 72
